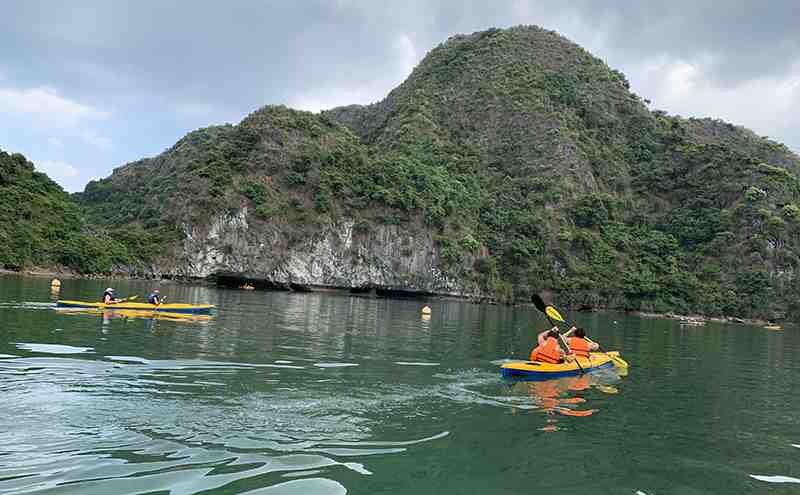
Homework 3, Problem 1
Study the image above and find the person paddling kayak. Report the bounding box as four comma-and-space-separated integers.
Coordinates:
147, 289, 161, 305
565, 326, 600, 357
102, 288, 121, 304
530, 327, 570, 363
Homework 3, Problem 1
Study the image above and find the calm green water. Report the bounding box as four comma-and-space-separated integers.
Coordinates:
1, 275, 799, 494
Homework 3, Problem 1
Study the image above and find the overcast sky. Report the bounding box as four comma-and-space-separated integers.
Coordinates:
1, 1, 798, 192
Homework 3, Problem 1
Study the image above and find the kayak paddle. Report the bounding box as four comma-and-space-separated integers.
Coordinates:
108, 295, 137, 304
531, 294, 628, 369
531, 295, 584, 372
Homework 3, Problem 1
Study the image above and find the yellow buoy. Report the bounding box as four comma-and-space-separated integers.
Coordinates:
421, 305, 432, 315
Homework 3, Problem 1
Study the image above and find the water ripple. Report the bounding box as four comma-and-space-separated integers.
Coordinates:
750, 474, 800, 483
0, 352, 454, 493
15, 343, 94, 354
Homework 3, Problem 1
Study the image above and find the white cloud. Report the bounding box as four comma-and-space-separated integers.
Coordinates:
288, 32, 422, 112
33, 159, 95, 193
34, 159, 82, 192
289, 86, 383, 113
624, 57, 800, 153
48, 137, 64, 147
664, 61, 699, 99
75, 129, 113, 150
37, 159, 80, 178
395, 33, 418, 76
174, 101, 217, 117
0, 86, 110, 128
172, 101, 244, 126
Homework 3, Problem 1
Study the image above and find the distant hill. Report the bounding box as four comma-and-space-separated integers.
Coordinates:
59, 26, 800, 319
0, 149, 132, 273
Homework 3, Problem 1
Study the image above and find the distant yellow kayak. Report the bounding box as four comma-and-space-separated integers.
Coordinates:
501, 352, 620, 380
56, 300, 215, 314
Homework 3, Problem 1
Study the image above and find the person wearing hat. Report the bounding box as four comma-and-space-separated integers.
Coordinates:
102, 288, 121, 304
148, 289, 162, 305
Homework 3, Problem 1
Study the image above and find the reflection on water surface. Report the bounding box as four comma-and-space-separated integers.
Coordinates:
1, 275, 799, 494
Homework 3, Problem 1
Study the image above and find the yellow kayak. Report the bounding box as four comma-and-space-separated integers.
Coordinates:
59, 308, 213, 322
56, 300, 215, 314
501, 352, 618, 380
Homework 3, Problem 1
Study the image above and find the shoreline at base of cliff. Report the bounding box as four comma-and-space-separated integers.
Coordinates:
0, 270, 789, 328
630, 310, 781, 328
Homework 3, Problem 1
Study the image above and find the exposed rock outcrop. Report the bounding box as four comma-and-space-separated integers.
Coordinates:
176, 209, 464, 294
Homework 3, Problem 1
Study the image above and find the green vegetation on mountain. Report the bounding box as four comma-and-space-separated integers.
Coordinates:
322, 27, 800, 318
13, 25, 800, 320
0, 150, 134, 273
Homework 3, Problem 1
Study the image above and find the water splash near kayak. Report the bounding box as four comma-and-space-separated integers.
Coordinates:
0, 301, 55, 310
15, 343, 94, 354
250, 477, 348, 494
750, 475, 800, 483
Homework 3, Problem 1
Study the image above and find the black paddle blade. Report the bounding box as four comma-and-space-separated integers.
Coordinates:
531, 294, 548, 313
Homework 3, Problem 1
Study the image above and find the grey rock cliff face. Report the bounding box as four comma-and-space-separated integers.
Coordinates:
171, 208, 465, 294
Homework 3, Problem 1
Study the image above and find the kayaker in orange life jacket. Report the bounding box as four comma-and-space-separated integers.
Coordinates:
565, 326, 600, 357
530, 327, 569, 363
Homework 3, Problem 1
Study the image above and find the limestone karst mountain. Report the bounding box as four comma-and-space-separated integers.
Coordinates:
6, 26, 799, 319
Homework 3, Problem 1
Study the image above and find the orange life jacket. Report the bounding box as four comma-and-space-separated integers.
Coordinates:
568, 337, 592, 357
530, 337, 562, 363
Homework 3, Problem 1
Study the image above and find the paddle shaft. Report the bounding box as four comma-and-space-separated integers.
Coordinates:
106, 295, 137, 304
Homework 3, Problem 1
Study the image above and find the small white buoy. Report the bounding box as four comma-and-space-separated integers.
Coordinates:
421, 305, 432, 315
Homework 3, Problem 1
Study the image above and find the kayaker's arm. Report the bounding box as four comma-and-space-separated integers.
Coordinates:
537, 327, 560, 346
537, 330, 548, 346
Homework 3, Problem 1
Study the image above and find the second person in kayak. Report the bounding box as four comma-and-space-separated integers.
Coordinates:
530, 327, 569, 363
565, 326, 599, 356
148, 289, 161, 305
